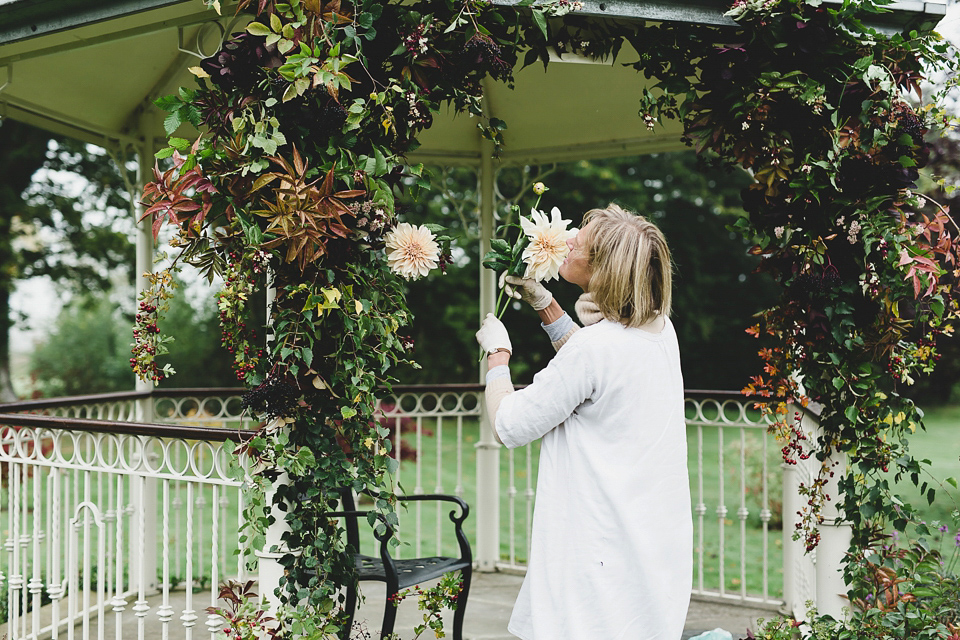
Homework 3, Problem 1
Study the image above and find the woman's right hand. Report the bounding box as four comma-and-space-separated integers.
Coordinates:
499, 274, 553, 311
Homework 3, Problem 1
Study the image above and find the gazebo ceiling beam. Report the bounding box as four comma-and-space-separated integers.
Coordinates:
119, 49, 199, 140
491, 0, 946, 31
407, 134, 688, 167
0, 95, 135, 150
0, 8, 230, 68
0, 0, 231, 45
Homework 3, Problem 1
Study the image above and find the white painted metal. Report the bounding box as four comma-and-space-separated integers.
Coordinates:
475, 113, 501, 572
0, 386, 791, 640
784, 405, 819, 621
813, 422, 851, 621
0, 421, 242, 640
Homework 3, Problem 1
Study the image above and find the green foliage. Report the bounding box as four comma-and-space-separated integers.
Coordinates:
634, 0, 960, 556
0, 123, 133, 401
29, 295, 135, 396
387, 572, 465, 639
753, 519, 960, 639
135, 0, 958, 635
395, 154, 778, 388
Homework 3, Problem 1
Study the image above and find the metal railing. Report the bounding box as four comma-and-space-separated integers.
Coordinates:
0, 384, 788, 640
0, 409, 245, 640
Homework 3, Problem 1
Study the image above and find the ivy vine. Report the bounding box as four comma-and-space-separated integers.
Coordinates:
135, 0, 958, 634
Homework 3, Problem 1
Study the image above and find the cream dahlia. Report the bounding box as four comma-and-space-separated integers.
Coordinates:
385, 222, 440, 280
520, 207, 577, 282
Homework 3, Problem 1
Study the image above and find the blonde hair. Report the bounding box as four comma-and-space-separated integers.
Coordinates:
581, 203, 673, 327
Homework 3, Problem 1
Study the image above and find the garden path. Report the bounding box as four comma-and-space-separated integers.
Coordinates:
1, 572, 776, 640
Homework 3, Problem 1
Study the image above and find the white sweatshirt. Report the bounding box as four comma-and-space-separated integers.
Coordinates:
495, 318, 692, 640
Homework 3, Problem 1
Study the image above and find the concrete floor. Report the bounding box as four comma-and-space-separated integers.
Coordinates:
2, 572, 781, 640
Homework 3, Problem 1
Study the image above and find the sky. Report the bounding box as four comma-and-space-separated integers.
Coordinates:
8, 2, 960, 357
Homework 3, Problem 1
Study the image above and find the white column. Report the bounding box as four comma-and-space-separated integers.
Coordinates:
781, 460, 800, 618
475, 123, 501, 572
815, 447, 850, 621
130, 133, 158, 593
255, 471, 291, 613
134, 133, 155, 410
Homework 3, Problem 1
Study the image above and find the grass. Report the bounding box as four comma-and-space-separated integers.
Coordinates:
11, 402, 954, 600
891, 404, 960, 534
384, 416, 785, 599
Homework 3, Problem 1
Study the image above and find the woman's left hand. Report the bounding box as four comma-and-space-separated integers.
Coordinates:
476, 313, 512, 355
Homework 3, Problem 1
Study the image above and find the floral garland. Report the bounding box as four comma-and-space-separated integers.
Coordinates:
133, 0, 958, 631
675, 0, 958, 555
133, 0, 581, 631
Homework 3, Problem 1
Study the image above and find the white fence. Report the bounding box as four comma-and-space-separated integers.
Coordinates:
0, 386, 789, 639
0, 408, 245, 640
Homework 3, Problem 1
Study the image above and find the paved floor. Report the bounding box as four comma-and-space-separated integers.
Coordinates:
3, 572, 781, 640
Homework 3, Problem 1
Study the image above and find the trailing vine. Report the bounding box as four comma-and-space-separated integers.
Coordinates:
134, 0, 958, 634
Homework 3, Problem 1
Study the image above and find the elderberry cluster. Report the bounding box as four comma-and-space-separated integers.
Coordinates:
241, 375, 300, 418
792, 267, 842, 299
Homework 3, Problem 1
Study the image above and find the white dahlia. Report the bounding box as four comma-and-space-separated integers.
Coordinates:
520, 207, 577, 282
385, 222, 440, 280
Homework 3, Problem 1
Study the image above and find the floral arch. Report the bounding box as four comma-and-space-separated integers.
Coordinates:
135, 0, 960, 635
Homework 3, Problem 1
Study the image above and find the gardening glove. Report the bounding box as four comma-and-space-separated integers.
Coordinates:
499, 273, 553, 311
476, 313, 512, 355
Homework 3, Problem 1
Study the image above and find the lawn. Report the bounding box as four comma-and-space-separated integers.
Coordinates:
892, 403, 960, 536
12, 402, 953, 600
385, 416, 785, 599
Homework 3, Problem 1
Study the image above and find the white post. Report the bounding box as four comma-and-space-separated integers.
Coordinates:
815, 446, 850, 621
255, 471, 291, 613
782, 405, 822, 622
134, 133, 155, 416
130, 133, 158, 594
781, 459, 800, 618
475, 119, 500, 572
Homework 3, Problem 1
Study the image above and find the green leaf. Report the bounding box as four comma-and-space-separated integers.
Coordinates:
246, 21, 272, 37
154, 147, 176, 159
154, 94, 181, 111
163, 110, 183, 136
341, 406, 357, 420
531, 9, 548, 39
374, 147, 388, 176
168, 137, 190, 150
844, 405, 858, 423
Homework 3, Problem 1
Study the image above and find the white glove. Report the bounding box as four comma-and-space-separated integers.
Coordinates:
476, 313, 512, 355
499, 274, 553, 311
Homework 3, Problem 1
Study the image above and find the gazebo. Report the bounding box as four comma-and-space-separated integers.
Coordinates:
0, 0, 952, 638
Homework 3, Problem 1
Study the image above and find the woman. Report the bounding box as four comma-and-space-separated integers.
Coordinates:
475, 204, 692, 639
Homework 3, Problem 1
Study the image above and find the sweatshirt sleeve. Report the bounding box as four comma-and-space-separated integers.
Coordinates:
541, 312, 580, 352
495, 339, 594, 449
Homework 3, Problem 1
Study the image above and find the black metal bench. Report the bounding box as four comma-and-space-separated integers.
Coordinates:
331, 490, 472, 640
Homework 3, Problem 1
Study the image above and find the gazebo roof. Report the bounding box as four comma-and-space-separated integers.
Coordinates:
0, 0, 948, 164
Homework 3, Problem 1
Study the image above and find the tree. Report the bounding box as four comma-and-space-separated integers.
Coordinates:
0, 121, 54, 401
0, 120, 135, 401
29, 294, 135, 396
29, 280, 240, 396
